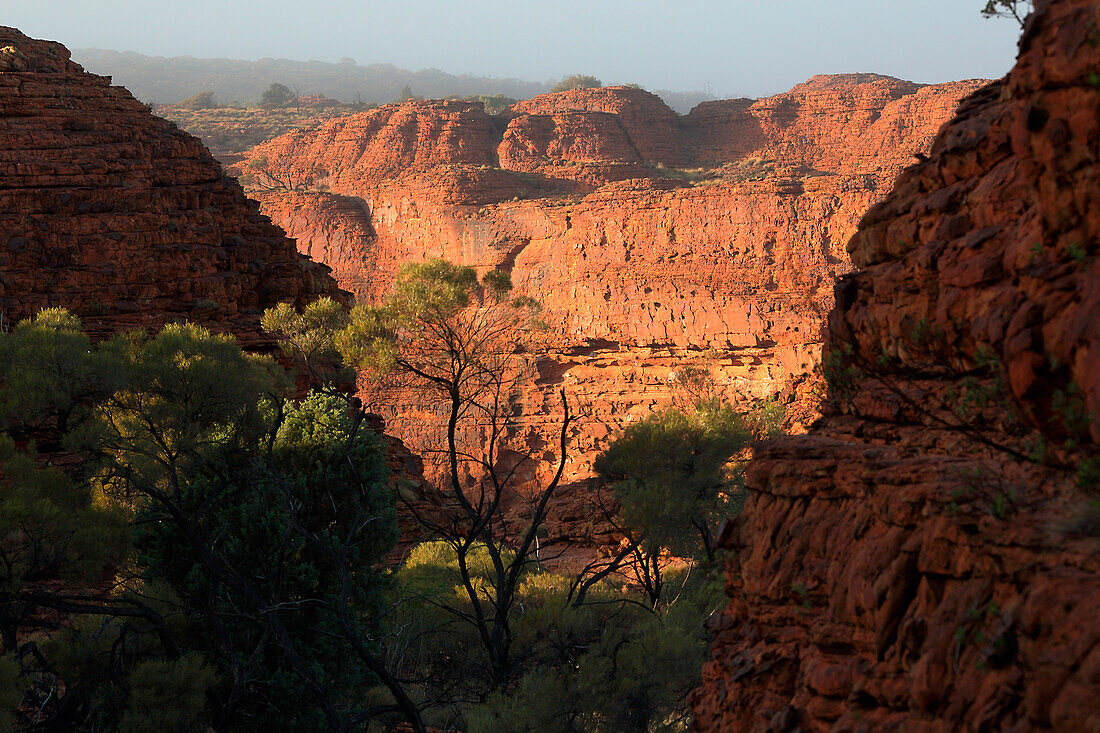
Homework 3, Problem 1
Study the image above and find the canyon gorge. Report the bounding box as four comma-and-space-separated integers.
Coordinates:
227, 73, 985, 492
2, 0, 1098, 727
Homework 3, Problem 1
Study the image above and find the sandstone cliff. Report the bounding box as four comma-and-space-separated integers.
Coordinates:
0, 26, 346, 350
235, 73, 983, 491
691, 0, 1100, 729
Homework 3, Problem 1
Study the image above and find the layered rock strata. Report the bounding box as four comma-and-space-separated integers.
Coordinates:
239, 75, 984, 489
0, 26, 345, 350
692, 0, 1100, 729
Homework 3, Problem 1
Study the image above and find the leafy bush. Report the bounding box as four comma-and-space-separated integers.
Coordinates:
594, 400, 753, 561
260, 82, 296, 107
392, 542, 724, 731
551, 75, 602, 92
177, 90, 220, 109
0, 309, 404, 730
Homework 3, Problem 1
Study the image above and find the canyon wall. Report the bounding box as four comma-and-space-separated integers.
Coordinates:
239, 74, 984, 488
692, 0, 1100, 729
0, 26, 346, 351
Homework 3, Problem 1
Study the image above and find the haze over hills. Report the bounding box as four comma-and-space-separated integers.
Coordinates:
73, 48, 717, 112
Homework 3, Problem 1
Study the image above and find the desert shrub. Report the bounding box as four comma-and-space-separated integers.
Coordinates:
393, 542, 723, 731
551, 74, 602, 92
464, 93, 518, 114
118, 654, 218, 733
177, 90, 219, 109
594, 400, 753, 562
464, 563, 722, 732
260, 82, 295, 107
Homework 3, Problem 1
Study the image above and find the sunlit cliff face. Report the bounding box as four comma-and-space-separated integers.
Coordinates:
235, 77, 983, 492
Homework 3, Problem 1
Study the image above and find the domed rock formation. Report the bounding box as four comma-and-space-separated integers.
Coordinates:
0, 26, 346, 349
684, 74, 987, 179
691, 0, 1100, 729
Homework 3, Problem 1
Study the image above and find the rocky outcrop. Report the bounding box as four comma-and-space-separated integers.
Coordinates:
685, 75, 987, 178
692, 1, 1100, 729
502, 86, 690, 170
236, 73, 984, 491
0, 26, 345, 349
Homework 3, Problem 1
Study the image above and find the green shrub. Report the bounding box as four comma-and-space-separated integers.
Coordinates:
551, 75, 602, 92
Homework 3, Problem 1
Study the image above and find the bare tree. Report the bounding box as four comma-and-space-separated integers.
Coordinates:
245, 155, 324, 192
337, 260, 574, 688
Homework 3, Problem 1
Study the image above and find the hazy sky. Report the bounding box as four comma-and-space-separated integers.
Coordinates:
8, 0, 1023, 97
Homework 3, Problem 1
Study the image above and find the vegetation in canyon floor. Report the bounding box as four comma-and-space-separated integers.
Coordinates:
0, 262, 780, 731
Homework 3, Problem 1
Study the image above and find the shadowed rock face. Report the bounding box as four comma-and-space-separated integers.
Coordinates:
0, 26, 346, 349
691, 0, 1100, 729
237, 74, 983, 492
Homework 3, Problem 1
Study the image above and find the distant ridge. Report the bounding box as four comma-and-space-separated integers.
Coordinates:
72, 48, 716, 113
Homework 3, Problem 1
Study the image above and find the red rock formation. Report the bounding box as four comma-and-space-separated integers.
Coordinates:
502, 86, 689, 170
246, 100, 497, 193
692, 1, 1100, 729
238, 74, 982, 493
686, 75, 988, 179
0, 26, 346, 350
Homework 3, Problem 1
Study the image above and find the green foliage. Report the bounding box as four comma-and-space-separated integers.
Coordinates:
748, 395, 786, 440
336, 303, 400, 374
0, 313, 132, 653
1078, 456, 1100, 493
1067, 242, 1088, 268
0, 654, 23, 730
820, 343, 861, 406
335, 258, 536, 379
118, 654, 218, 733
261, 82, 296, 106
394, 543, 723, 730
0, 437, 128, 643
261, 295, 353, 386
981, 0, 1032, 25
388, 541, 517, 700
0, 308, 118, 433
134, 391, 396, 728
41, 616, 214, 731
475, 565, 721, 731
594, 401, 752, 559
481, 268, 513, 298
1052, 382, 1090, 446
463, 93, 518, 114
89, 323, 285, 497
397, 83, 418, 102
0, 308, 404, 730
551, 74, 602, 93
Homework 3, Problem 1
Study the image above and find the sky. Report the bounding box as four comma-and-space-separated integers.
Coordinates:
6, 0, 1024, 97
